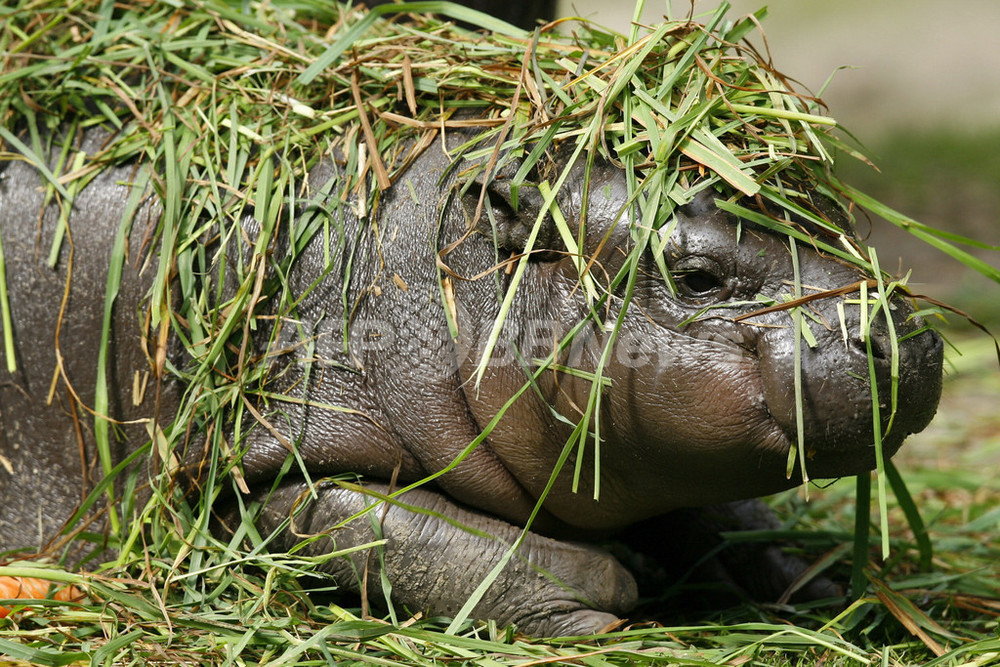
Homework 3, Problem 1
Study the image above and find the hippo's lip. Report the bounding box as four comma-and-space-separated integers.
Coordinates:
769, 419, 910, 482
758, 402, 901, 483
760, 418, 817, 483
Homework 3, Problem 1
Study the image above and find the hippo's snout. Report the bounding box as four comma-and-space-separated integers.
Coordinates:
757, 297, 944, 479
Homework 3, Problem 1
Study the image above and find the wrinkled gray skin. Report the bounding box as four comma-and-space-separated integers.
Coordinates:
0, 128, 943, 635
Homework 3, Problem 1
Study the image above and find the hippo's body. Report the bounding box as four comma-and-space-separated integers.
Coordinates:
0, 123, 943, 634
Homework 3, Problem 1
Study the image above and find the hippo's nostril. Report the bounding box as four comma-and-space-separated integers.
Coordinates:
868, 334, 888, 361
848, 333, 887, 361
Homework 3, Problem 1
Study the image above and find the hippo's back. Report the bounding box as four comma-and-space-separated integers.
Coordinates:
0, 134, 161, 556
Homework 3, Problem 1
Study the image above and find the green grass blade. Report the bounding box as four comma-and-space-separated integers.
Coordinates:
0, 126, 72, 200
885, 459, 933, 571
0, 219, 15, 373
851, 472, 871, 599
0, 637, 87, 666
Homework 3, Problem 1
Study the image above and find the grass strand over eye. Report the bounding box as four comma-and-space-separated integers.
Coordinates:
787, 238, 809, 491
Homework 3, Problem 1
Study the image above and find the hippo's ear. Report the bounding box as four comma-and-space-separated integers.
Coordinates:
463, 177, 563, 260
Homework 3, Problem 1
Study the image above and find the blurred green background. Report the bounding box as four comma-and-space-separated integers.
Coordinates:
558, 0, 1000, 326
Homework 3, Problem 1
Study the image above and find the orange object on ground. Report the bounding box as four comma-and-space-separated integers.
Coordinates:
0, 576, 84, 618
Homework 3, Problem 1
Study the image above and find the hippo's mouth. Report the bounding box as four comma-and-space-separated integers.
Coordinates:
765, 418, 909, 484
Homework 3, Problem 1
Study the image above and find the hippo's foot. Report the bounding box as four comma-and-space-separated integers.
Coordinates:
616, 499, 840, 612
230, 480, 637, 636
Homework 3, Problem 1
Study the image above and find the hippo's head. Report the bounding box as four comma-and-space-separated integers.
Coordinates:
450, 158, 944, 532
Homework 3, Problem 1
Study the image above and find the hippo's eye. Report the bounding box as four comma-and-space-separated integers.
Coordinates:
672, 257, 728, 299
680, 270, 722, 294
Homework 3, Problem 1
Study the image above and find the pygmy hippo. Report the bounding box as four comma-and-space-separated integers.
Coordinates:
0, 126, 943, 635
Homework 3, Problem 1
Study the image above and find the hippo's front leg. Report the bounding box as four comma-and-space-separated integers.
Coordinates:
242, 481, 637, 636
620, 499, 840, 608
